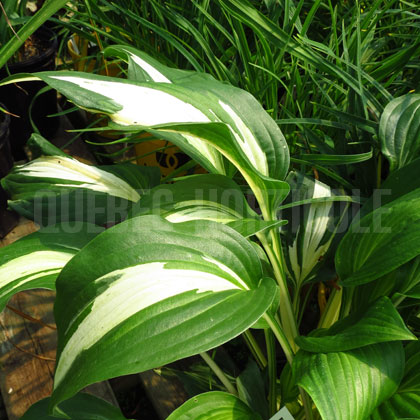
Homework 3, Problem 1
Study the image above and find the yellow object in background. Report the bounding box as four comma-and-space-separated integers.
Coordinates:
135, 135, 206, 178
318, 282, 327, 316
135, 140, 189, 177
67, 34, 120, 76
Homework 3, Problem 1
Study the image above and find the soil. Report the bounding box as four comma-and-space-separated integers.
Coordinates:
15, 35, 48, 62
109, 375, 159, 419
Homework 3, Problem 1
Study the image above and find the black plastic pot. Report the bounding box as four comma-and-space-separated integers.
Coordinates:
0, 26, 59, 160
0, 105, 19, 238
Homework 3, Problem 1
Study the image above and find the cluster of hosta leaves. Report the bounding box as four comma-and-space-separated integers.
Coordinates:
0, 43, 419, 420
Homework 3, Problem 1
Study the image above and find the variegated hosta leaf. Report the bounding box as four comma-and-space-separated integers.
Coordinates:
0, 222, 102, 312
1, 155, 159, 226
131, 173, 286, 237
6, 155, 140, 200
293, 342, 405, 420
104, 45, 290, 216
1, 51, 290, 215
103, 44, 198, 83
129, 174, 282, 329
150, 122, 290, 220
104, 44, 290, 181
166, 391, 262, 420
131, 174, 257, 222
49, 215, 278, 412
26, 133, 161, 193
282, 172, 343, 286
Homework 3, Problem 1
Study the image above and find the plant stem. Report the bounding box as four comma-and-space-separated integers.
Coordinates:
297, 283, 314, 328
243, 330, 267, 369
299, 387, 314, 420
295, 409, 306, 420
262, 314, 316, 418
392, 294, 406, 308
265, 329, 277, 417
199, 351, 238, 396
318, 287, 343, 329
263, 313, 293, 365
258, 231, 299, 352
376, 152, 382, 189
293, 284, 301, 317
341, 286, 355, 318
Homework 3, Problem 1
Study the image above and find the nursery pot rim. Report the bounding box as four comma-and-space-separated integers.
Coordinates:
2, 26, 58, 73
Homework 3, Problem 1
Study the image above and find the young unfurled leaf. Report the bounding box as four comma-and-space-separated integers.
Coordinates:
49, 215, 278, 412
283, 172, 345, 286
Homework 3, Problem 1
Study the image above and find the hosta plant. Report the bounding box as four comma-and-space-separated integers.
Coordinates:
1, 45, 420, 420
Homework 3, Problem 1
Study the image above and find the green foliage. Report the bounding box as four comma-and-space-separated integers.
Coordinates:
380, 94, 420, 171
20, 392, 130, 419
167, 391, 262, 420
1, 2, 420, 418
336, 189, 420, 286
370, 342, 420, 419
293, 342, 405, 420
296, 297, 415, 352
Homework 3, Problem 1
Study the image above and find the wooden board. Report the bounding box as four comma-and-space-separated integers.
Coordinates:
139, 370, 188, 420
0, 218, 38, 248
0, 290, 61, 420
0, 218, 118, 419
